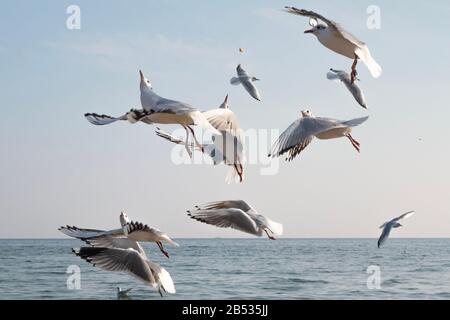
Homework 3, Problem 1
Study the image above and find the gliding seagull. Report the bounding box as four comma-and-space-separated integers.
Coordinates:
378, 211, 415, 248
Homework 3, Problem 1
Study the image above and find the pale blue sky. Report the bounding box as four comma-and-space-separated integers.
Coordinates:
1, 0, 449, 238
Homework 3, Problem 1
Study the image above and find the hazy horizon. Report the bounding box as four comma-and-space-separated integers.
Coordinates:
1, 0, 449, 239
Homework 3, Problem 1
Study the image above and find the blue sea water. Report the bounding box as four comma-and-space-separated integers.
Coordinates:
0, 239, 449, 300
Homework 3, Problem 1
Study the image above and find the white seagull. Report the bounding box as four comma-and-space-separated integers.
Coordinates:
84, 70, 219, 157
187, 200, 283, 240
155, 95, 245, 183
73, 246, 176, 297
59, 212, 179, 258
327, 68, 367, 109
378, 211, 415, 248
230, 64, 261, 101
269, 110, 369, 161
285, 6, 382, 83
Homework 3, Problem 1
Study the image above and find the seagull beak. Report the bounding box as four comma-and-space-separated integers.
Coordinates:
254, 78, 260, 81
304, 29, 314, 34
139, 70, 144, 81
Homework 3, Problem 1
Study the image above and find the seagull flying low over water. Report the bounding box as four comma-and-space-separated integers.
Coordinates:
117, 287, 132, 299
378, 211, 415, 248
61, 213, 176, 296
327, 68, 367, 109
187, 200, 283, 240
59, 212, 179, 258
269, 110, 369, 161
84, 70, 219, 158
155, 95, 245, 183
285, 6, 382, 83
230, 64, 261, 101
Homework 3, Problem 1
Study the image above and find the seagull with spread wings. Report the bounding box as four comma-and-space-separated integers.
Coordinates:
378, 211, 415, 248
285, 6, 382, 83
84, 70, 219, 157
187, 200, 283, 240
230, 64, 261, 101
269, 110, 369, 161
59, 212, 179, 259
156, 95, 245, 183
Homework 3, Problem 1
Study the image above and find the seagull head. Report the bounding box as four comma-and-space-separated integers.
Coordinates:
120, 211, 131, 227
301, 109, 313, 117
304, 24, 327, 35
219, 94, 229, 109
139, 70, 152, 90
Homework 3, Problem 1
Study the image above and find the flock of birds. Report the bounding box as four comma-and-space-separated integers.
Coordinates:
60, 7, 416, 298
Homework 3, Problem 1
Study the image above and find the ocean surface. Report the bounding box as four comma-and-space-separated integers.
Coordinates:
1, 239, 449, 300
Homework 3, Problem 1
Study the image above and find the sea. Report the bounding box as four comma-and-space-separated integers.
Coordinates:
0, 239, 449, 300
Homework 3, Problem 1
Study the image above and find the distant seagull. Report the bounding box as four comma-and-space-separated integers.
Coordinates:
156, 95, 245, 183
59, 212, 179, 258
230, 64, 261, 101
73, 246, 176, 297
285, 6, 382, 83
117, 287, 132, 299
269, 110, 369, 161
187, 200, 283, 240
378, 211, 415, 248
84, 70, 219, 157
327, 68, 367, 109
239, 47, 245, 53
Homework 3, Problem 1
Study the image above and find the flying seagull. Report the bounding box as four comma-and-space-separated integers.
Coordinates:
84, 70, 219, 157
230, 64, 261, 101
156, 95, 245, 183
285, 6, 382, 83
327, 68, 367, 108
378, 211, 415, 248
269, 110, 369, 161
73, 246, 176, 297
59, 212, 179, 258
187, 200, 283, 240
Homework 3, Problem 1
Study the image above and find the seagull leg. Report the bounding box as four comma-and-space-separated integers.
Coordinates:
351, 54, 359, 84
183, 126, 193, 158
187, 126, 204, 153
264, 229, 276, 240
346, 134, 361, 153
234, 164, 243, 183
158, 287, 163, 297
157, 241, 170, 258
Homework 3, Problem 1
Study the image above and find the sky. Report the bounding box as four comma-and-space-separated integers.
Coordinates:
0, 0, 449, 238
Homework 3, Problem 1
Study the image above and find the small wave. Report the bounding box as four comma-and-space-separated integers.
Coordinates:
289, 278, 329, 284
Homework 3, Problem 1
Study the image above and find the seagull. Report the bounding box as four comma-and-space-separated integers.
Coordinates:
59, 212, 179, 258
269, 110, 369, 161
155, 95, 245, 183
327, 68, 367, 109
285, 6, 382, 83
117, 287, 132, 299
73, 246, 176, 297
84, 70, 220, 157
230, 64, 261, 101
187, 200, 283, 240
378, 211, 415, 248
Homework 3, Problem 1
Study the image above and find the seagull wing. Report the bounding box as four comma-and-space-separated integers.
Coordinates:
58, 225, 123, 239
393, 211, 415, 222
341, 77, 368, 109
203, 108, 241, 132
188, 208, 259, 236
73, 247, 156, 287
378, 224, 393, 248
241, 79, 261, 101
195, 200, 253, 213
155, 128, 196, 147
154, 98, 197, 115
269, 117, 339, 161
84, 113, 127, 125
236, 64, 250, 78
83, 235, 146, 257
